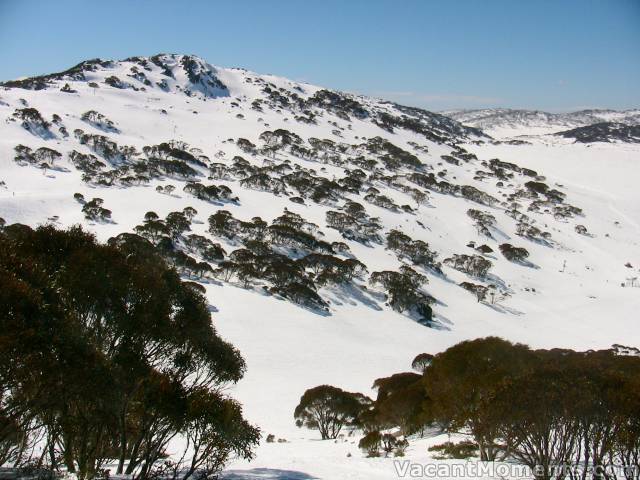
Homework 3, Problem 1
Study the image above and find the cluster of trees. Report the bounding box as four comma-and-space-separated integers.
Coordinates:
499, 243, 530, 263
459, 281, 509, 304
524, 180, 566, 204
444, 253, 492, 278
326, 201, 383, 245
516, 179, 583, 221
205, 209, 367, 310
424, 338, 640, 479
14, 145, 61, 170
69, 150, 107, 178
207, 209, 437, 320
104, 75, 136, 90
553, 203, 583, 220
81, 110, 118, 133
375, 104, 476, 144
10, 107, 53, 138
406, 171, 499, 207
282, 169, 344, 204
364, 191, 401, 211
467, 209, 496, 238
74, 129, 137, 164
386, 230, 440, 272
295, 338, 640, 478
306, 89, 369, 121
132, 209, 221, 278
370, 266, 433, 324
516, 220, 552, 242
360, 137, 422, 171
293, 373, 422, 457
143, 140, 209, 167
79, 197, 112, 222
488, 158, 537, 180
0, 224, 258, 479
54, 136, 212, 187
184, 181, 237, 204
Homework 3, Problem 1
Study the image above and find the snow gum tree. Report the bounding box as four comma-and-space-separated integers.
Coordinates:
294, 385, 371, 439
0, 224, 259, 479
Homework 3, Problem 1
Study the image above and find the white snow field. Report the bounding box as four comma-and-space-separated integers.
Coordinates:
1, 55, 639, 479
442, 108, 640, 139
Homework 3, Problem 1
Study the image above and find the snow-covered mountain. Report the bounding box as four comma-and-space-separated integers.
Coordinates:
442, 107, 640, 139
1, 54, 640, 479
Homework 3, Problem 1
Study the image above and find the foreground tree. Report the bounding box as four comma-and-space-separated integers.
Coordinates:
423, 337, 534, 461
371, 372, 431, 435
0, 224, 259, 479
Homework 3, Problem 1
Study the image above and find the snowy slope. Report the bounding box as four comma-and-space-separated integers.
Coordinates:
1, 54, 640, 479
442, 108, 640, 139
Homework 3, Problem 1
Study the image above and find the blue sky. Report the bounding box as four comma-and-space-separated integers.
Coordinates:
0, 0, 638, 111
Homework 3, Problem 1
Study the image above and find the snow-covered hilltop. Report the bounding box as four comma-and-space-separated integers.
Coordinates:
442, 107, 640, 139
1, 54, 640, 478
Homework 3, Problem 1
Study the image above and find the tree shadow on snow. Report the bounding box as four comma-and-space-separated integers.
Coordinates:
513, 258, 540, 269
424, 313, 453, 331
220, 468, 318, 479
322, 282, 383, 311
485, 302, 525, 316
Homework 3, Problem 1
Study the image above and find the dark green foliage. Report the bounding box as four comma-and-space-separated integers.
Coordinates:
370, 372, 431, 435
294, 385, 372, 440
270, 282, 328, 311
556, 122, 640, 144
148, 158, 198, 179
299, 253, 367, 285
326, 202, 382, 245
208, 210, 237, 239
424, 337, 537, 461
184, 234, 226, 262
459, 281, 488, 302
0, 58, 109, 90
306, 90, 368, 120
525, 180, 550, 195
411, 353, 434, 373
363, 137, 422, 170
282, 170, 344, 204
69, 150, 107, 175
386, 230, 440, 271
10, 108, 52, 137
444, 253, 492, 277
142, 141, 207, 166
236, 138, 257, 154
370, 266, 428, 314
467, 209, 496, 238
364, 192, 399, 210
459, 185, 498, 206
74, 129, 138, 165
184, 182, 237, 203
104, 75, 125, 88
14, 145, 62, 168
358, 431, 382, 457
82, 197, 112, 222
0, 224, 258, 477
499, 243, 530, 262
